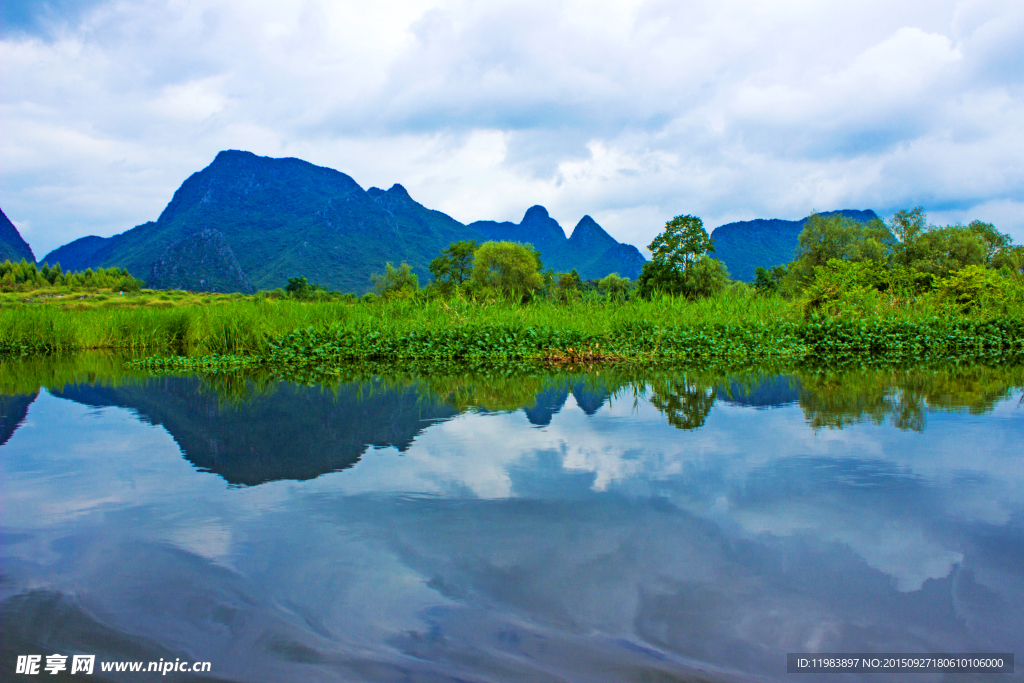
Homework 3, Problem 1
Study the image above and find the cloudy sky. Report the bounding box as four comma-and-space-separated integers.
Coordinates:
1, 0, 1022, 258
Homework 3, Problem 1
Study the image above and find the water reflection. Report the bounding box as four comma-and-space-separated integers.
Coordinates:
52, 379, 458, 486
0, 356, 1022, 682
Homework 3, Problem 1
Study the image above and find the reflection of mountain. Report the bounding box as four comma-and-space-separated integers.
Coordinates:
717, 376, 800, 409
523, 381, 612, 426
53, 379, 458, 486
0, 392, 36, 447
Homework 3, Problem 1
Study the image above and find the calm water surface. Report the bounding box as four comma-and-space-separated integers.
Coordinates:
1, 361, 1022, 682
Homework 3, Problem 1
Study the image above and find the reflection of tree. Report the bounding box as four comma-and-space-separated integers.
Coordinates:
891, 392, 926, 432
648, 379, 717, 430
799, 365, 1024, 432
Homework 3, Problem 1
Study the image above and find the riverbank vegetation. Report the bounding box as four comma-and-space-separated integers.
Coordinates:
2, 208, 1022, 367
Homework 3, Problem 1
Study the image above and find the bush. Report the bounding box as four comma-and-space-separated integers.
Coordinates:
935, 265, 1007, 311
553, 269, 583, 302
597, 273, 631, 301
801, 259, 884, 317
753, 265, 787, 295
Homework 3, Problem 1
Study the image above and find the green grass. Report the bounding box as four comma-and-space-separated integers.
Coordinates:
1, 290, 796, 355
2, 289, 1022, 370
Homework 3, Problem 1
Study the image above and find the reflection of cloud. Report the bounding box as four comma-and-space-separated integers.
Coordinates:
168, 522, 233, 562
734, 504, 963, 592
2, 382, 1023, 680
1, 394, 203, 530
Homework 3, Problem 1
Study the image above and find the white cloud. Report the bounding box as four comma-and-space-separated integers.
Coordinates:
1, 0, 1022, 258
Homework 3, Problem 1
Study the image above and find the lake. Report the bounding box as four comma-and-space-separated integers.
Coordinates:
1, 358, 1022, 681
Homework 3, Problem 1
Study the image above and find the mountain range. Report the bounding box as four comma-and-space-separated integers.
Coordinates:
35, 151, 647, 293
2, 150, 883, 290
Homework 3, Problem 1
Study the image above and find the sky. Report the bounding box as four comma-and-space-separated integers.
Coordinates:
1, 0, 1022, 259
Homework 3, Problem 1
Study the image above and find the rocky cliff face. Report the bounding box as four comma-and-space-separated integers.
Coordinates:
148, 229, 255, 293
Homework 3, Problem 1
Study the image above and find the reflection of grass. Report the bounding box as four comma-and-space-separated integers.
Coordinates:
0, 351, 156, 396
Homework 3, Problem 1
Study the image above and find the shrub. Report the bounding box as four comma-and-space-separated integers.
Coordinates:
753, 265, 787, 295
935, 265, 1006, 311
553, 269, 583, 302
597, 273, 631, 301
801, 259, 884, 317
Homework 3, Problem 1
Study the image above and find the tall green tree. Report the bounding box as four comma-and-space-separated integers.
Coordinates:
470, 241, 543, 301
648, 214, 714, 272
638, 214, 728, 299
911, 226, 987, 277
888, 207, 928, 267
429, 240, 478, 294
791, 213, 893, 282
966, 220, 1011, 263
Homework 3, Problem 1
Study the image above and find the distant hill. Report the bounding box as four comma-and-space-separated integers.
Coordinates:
710, 210, 880, 282
0, 207, 34, 263
471, 207, 646, 280
39, 151, 647, 293
38, 235, 108, 271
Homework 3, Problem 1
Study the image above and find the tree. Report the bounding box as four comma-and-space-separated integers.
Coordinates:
648, 214, 713, 273
992, 245, 1024, 276
753, 265, 788, 295
639, 214, 728, 299
637, 255, 729, 299
371, 262, 419, 299
966, 220, 1011, 263
790, 213, 894, 283
470, 241, 543, 301
285, 275, 328, 299
286, 276, 311, 296
429, 240, 478, 294
888, 207, 928, 267
912, 226, 987, 278
553, 268, 582, 301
